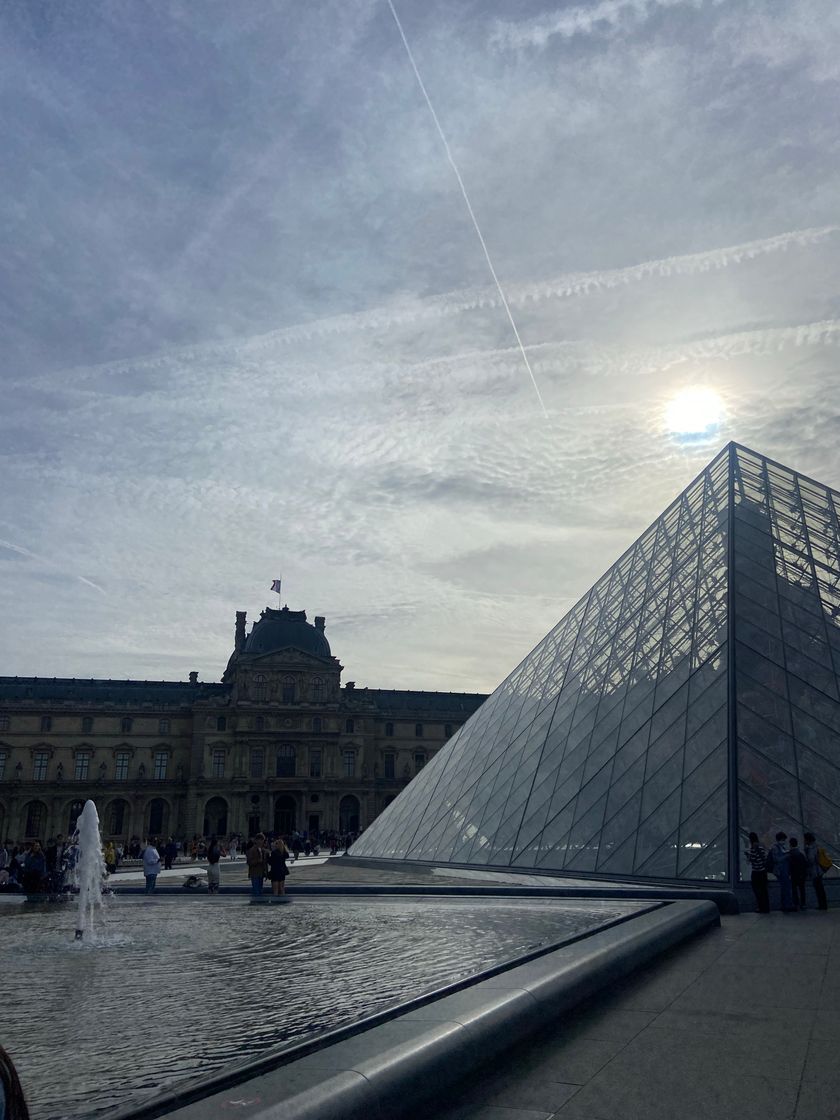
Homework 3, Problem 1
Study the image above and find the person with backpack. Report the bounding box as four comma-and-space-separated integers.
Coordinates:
788, 837, 808, 910
768, 832, 795, 912
803, 832, 830, 911
744, 832, 770, 913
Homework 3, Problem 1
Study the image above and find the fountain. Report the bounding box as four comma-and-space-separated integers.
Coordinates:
72, 799, 107, 940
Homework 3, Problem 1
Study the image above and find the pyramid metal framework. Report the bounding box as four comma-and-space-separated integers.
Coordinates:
352, 443, 840, 883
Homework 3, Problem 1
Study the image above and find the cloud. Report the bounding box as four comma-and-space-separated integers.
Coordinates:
491, 0, 727, 49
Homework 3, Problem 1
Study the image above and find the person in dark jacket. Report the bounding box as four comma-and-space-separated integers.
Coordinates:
787, 837, 808, 910
744, 832, 770, 913
268, 838, 290, 897
22, 843, 47, 895
769, 832, 795, 912
163, 838, 178, 871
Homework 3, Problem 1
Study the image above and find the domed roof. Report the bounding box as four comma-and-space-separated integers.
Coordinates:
243, 607, 331, 658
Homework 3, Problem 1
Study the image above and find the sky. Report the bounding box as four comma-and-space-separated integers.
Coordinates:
1, 0, 839, 693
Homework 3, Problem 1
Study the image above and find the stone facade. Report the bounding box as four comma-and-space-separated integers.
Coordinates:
0, 606, 486, 843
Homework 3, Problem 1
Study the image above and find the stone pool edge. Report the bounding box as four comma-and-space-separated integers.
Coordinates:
153, 898, 719, 1120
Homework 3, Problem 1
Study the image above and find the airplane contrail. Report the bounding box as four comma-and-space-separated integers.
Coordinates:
386, 0, 549, 418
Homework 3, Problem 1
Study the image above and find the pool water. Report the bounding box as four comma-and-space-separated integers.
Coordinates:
0, 895, 644, 1119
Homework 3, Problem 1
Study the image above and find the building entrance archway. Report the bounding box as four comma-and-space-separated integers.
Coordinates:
204, 796, 228, 837
339, 795, 360, 834
274, 795, 296, 835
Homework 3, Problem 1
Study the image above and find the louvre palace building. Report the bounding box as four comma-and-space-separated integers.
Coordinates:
0, 605, 487, 845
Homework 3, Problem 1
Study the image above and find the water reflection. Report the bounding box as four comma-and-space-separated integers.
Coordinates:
1, 896, 642, 1119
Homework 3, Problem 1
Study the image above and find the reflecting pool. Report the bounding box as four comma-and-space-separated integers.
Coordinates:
1, 895, 645, 1119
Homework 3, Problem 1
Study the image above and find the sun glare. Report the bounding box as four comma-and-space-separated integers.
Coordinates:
664, 387, 725, 437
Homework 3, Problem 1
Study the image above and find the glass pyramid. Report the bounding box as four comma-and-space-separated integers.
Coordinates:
353, 443, 840, 883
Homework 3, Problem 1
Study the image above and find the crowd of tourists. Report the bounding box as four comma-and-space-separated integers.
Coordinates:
0, 835, 85, 896
744, 830, 833, 912
0, 825, 360, 897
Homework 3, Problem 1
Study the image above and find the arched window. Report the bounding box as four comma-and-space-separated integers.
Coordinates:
81, 716, 93, 734
282, 676, 295, 704
147, 798, 167, 836
107, 799, 129, 835
68, 799, 85, 833
345, 718, 355, 734
276, 745, 296, 778
24, 800, 47, 839
312, 677, 324, 702
216, 716, 227, 731
121, 717, 133, 733
312, 716, 322, 733
339, 795, 360, 834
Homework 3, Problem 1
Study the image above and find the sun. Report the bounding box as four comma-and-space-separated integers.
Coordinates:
664, 387, 725, 438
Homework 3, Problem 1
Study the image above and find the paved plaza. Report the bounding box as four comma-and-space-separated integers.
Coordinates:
419, 908, 840, 1120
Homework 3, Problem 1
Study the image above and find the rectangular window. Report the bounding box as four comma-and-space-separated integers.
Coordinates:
0, 715, 9, 731
74, 752, 91, 781
385, 721, 394, 737
414, 752, 426, 773
212, 749, 225, 778
33, 751, 49, 781
41, 715, 52, 733
343, 750, 356, 778
310, 749, 322, 779
0, 752, 6, 780
159, 719, 170, 734
415, 722, 424, 737
250, 748, 264, 779
444, 723, 453, 737
115, 752, 130, 781
153, 751, 168, 780
384, 752, 395, 779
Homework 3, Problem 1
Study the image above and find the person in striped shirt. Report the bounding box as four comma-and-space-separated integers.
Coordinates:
745, 832, 770, 913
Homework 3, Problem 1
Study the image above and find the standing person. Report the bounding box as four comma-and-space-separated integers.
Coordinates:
268, 838, 290, 897
769, 832, 794, 912
142, 839, 162, 893
788, 837, 808, 911
0, 1041, 32, 1120
103, 841, 117, 875
22, 843, 47, 895
246, 834, 267, 898
744, 832, 770, 913
164, 837, 177, 871
803, 832, 829, 911
206, 835, 222, 894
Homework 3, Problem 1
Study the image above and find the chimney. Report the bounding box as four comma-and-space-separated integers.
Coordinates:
235, 611, 247, 653
189, 671, 198, 685
314, 615, 326, 632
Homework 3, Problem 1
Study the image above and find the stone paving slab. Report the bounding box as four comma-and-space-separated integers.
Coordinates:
425, 910, 840, 1120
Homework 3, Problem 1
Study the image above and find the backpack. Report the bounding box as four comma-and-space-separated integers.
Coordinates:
817, 847, 833, 873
